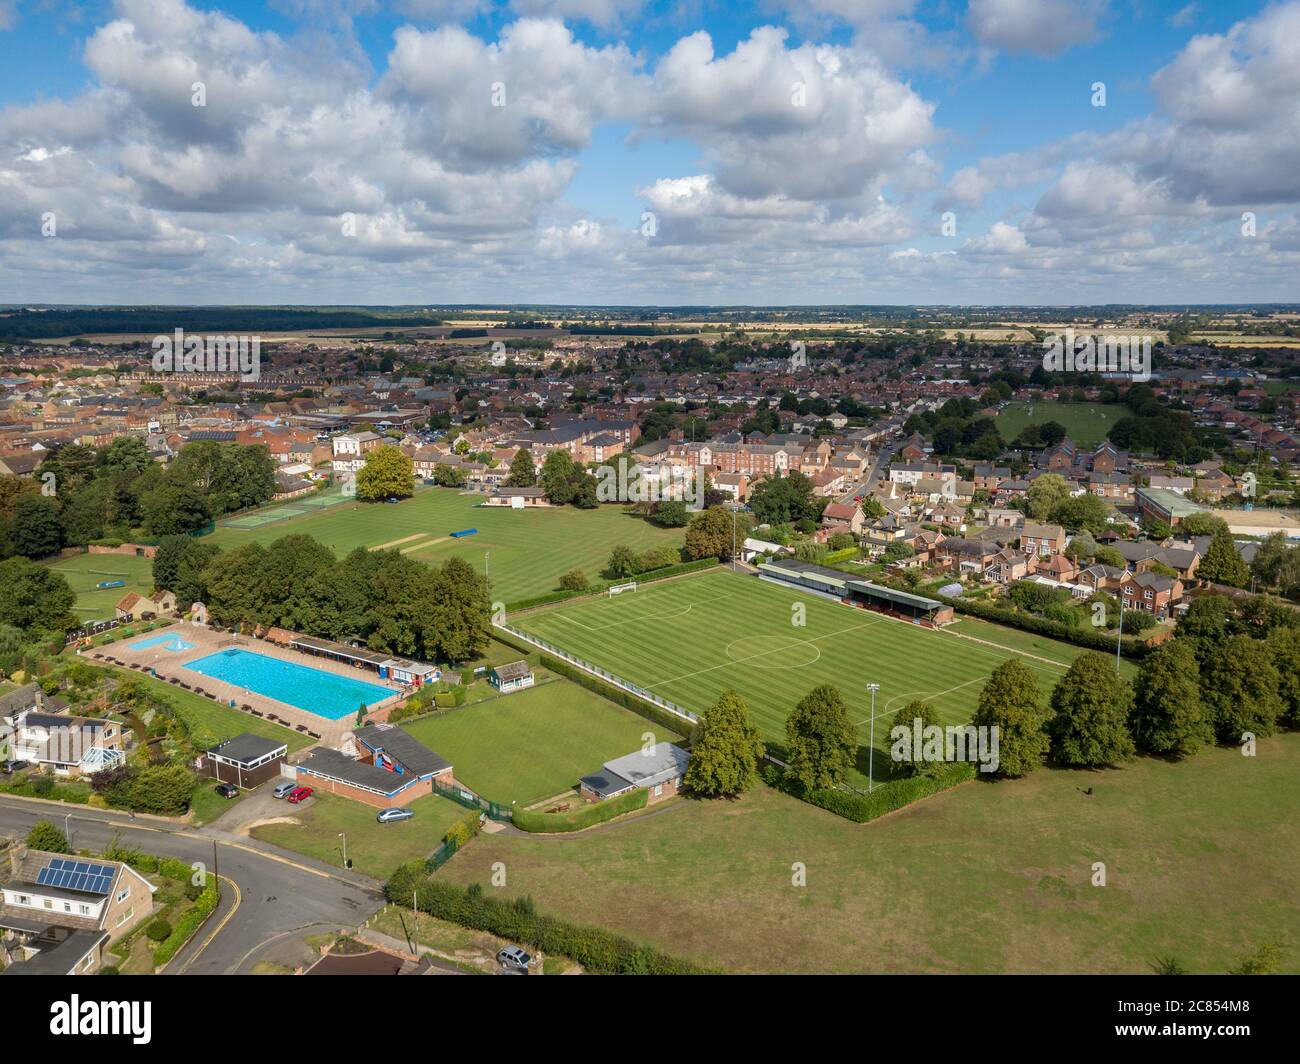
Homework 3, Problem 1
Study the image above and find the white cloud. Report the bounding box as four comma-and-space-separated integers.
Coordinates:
967, 0, 1105, 57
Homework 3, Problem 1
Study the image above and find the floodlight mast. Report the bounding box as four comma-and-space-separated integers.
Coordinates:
866, 682, 881, 793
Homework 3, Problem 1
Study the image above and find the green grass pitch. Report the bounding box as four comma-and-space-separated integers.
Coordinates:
404, 677, 684, 807
994, 400, 1127, 449
208, 487, 684, 603
511, 570, 1135, 788
46, 552, 157, 621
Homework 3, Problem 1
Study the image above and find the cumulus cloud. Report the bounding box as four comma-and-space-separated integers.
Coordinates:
967, 0, 1105, 57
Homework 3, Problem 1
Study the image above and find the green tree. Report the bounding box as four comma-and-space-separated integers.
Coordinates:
424, 555, 491, 663
356, 445, 415, 501
1201, 635, 1283, 742
0, 557, 76, 633
1248, 531, 1292, 590
1227, 941, 1285, 975
1179, 512, 1229, 537
606, 544, 640, 579
1130, 639, 1211, 756
558, 569, 589, 592
748, 471, 822, 525
651, 500, 690, 527
25, 820, 71, 853
785, 684, 857, 791
972, 660, 1050, 777
684, 689, 766, 797
506, 448, 536, 487
539, 450, 577, 504
684, 506, 748, 560
12, 494, 63, 558
1265, 627, 1300, 729
1025, 473, 1070, 521
1176, 594, 1233, 662
888, 698, 944, 778
432, 463, 467, 488
1197, 527, 1248, 587
1047, 652, 1135, 766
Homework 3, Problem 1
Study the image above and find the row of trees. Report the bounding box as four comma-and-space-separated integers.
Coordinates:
682, 592, 1300, 800
1, 437, 277, 559
152, 532, 492, 664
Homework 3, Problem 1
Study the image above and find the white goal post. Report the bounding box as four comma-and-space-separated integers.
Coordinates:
609, 582, 638, 597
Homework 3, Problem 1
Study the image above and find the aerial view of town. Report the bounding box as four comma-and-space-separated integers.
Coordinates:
0, 0, 1296, 1038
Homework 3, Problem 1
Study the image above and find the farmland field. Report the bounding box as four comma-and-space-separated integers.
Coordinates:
404, 677, 683, 807
995, 400, 1126, 449
207, 487, 683, 604
509, 570, 1131, 788
442, 734, 1300, 973
46, 552, 156, 621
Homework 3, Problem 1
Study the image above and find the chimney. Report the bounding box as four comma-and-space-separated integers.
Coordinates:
7, 839, 25, 879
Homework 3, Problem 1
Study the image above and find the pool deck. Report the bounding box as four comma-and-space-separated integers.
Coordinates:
85, 621, 408, 747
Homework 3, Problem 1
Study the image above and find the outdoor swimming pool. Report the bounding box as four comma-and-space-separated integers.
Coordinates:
183, 648, 395, 720
130, 633, 197, 652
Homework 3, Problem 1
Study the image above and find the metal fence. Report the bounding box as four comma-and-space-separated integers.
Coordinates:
495, 622, 698, 727
431, 778, 512, 821
426, 836, 458, 872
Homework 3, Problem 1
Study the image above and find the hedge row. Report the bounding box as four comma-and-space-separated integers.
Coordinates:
153, 878, 220, 969
0, 779, 91, 804
821, 546, 861, 565
536, 653, 695, 736
763, 761, 977, 823
443, 809, 482, 848
385, 867, 714, 974
503, 557, 720, 612
940, 594, 1154, 659
512, 787, 647, 833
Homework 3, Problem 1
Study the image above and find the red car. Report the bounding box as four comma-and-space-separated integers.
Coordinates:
286, 786, 314, 804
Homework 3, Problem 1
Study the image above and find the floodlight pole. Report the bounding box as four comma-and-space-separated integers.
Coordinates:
485, 551, 490, 580
866, 683, 881, 794
732, 508, 737, 571
1115, 595, 1124, 675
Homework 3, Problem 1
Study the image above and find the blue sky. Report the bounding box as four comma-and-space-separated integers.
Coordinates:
0, 0, 1296, 304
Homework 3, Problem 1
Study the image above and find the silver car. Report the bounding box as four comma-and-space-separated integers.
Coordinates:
272, 780, 297, 799
376, 807, 414, 824
497, 946, 532, 973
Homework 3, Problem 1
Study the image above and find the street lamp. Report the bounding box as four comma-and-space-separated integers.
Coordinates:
64, 813, 72, 849
866, 683, 881, 794
338, 832, 349, 869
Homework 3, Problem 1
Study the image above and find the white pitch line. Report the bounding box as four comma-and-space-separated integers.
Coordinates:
646, 618, 885, 689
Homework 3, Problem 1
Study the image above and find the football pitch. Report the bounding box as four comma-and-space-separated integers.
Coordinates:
207, 486, 684, 603
512, 570, 1127, 786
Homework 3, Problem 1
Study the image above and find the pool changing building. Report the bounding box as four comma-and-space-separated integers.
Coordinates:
758, 559, 955, 627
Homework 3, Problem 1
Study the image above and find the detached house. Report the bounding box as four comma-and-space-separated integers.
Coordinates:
1118, 571, 1183, 619
1, 847, 156, 974
114, 588, 177, 621
1020, 523, 1066, 557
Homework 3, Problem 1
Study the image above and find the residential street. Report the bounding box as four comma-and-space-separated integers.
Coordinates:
0, 796, 385, 975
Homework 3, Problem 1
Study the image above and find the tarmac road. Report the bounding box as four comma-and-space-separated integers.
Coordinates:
0, 796, 385, 975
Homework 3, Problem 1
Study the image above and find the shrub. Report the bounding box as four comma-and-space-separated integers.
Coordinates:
762, 761, 976, 823
146, 918, 173, 942
26, 820, 70, 853
153, 879, 219, 968
443, 810, 481, 848
384, 865, 712, 974
512, 788, 647, 833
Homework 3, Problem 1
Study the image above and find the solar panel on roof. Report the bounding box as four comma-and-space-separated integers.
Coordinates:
36, 859, 115, 894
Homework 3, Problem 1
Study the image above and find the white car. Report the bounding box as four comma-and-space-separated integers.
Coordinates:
272, 780, 298, 799
376, 807, 414, 824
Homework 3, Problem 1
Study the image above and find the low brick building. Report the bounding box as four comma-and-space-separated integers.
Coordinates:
579, 743, 690, 804
199, 732, 289, 789
294, 725, 453, 809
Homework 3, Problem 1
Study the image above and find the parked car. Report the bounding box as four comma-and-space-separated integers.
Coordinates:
496, 946, 532, 973
286, 786, 314, 804
214, 782, 239, 799
272, 780, 298, 799
1, 760, 21, 774
376, 807, 414, 824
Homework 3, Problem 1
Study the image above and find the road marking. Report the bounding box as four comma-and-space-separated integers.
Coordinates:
169, 873, 241, 975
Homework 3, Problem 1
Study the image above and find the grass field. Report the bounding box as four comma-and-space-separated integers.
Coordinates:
46, 552, 155, 621
511, 571, 1132, 787
995, 400, 1126, 449
442, 733, 1300, 973
124, 670, 313, 752
208, 486, 683, 603
250, 792, 468, 879
404, 677, 683, 807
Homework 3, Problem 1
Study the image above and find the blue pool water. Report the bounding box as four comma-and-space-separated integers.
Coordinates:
131, 634, 197, 652
183, 649, 394, 720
